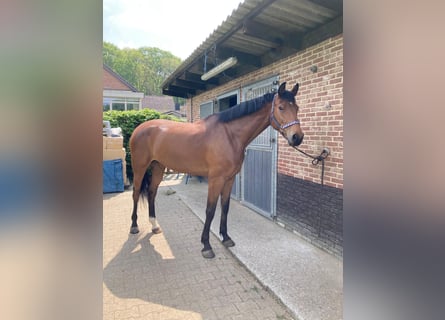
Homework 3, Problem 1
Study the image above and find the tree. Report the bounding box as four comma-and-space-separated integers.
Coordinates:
103, 42, 120, 67
103, 42, 182, 97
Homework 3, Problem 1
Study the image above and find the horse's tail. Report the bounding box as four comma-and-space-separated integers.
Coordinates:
139, 170, 151, 203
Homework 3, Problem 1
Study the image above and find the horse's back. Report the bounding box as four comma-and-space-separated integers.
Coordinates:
130, 119, 213, 174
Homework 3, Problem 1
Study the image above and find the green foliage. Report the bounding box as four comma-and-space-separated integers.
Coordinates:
102, 42, 120, 68
103, 109, 182, 181
103, 42, 182, 96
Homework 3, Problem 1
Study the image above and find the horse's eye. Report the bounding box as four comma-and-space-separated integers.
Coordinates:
278, 105, 284, 111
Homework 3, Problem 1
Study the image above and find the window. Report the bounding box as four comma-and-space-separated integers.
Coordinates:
102, 97, 141, 111
103, 98, 111, 111
113, 102, 125, 111
126, 99, 139, 111
218, 94, 237, 112
199, 101, 214, 119
217, 90, 239, 113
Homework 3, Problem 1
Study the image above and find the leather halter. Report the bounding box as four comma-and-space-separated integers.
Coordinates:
269, 93, 300, 135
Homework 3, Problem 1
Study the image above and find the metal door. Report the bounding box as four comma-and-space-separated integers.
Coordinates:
241, 77, 279, 218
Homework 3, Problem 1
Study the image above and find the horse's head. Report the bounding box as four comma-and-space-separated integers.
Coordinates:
270, 82, 304, 146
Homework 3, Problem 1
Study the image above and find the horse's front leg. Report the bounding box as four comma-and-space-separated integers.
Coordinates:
201, 176, 225, 259
219, 176, 236, 248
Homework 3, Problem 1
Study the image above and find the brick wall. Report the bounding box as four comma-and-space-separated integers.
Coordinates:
103, 67, 133, 91
276, 173, 343, 257
277, 35, 343, 189
185, 35, 343, 255
187, 35, 343, 189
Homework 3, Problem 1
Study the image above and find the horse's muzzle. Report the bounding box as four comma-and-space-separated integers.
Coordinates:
290, 133, 304, 146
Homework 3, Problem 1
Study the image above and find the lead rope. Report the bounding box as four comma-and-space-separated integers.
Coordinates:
290, 146, 329, 186
292, 146, 329, 238
290, 146, 329, 237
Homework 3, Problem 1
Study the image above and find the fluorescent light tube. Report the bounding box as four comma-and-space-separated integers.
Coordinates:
201, 57, 238, 81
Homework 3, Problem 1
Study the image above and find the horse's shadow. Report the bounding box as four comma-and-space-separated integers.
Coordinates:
103, 228, 215, 317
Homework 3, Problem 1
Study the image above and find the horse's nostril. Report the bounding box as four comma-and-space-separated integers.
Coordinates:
292, 134, 303, 146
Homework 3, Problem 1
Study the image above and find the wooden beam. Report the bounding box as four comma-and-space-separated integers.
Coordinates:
184, 71, 219, 85
242, 20, 301, 51
173, 78, 206, 91
168, 85, 196, 96
237, 33, 282, 49
309, 0, 342, 12
242, 20, 283, 46
217, 47, 262, 68
301, 15, 342, 49
162, 89, 189, 98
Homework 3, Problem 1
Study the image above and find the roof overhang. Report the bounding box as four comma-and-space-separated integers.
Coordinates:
162, 0, 342, 98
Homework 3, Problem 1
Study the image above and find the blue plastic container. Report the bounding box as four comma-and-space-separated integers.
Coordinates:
103, 159, 124, 193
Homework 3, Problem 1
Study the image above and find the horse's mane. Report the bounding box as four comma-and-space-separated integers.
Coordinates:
215, 92, 275, 123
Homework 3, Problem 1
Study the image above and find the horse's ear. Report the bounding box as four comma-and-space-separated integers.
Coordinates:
291, 83, 299, 96
278, 82, 286, 96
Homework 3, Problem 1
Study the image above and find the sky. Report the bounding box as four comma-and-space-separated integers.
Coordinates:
103, 0, 243, 60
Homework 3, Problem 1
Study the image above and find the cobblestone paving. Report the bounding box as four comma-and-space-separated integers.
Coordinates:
103, 184, 294, 320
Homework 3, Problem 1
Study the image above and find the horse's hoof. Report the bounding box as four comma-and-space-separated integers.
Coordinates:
222, 239, 235, 247
130, 226, 139, 234
201, 249, 215, 259
152, 227, 162, 234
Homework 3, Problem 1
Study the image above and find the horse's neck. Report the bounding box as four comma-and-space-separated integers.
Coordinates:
226, 103, 271, 149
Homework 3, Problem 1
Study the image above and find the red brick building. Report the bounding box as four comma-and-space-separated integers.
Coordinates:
103, 64, 144, 111
162, 0, 343, 256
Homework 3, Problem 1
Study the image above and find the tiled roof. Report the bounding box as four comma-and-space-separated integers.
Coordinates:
141, 95, 175, 113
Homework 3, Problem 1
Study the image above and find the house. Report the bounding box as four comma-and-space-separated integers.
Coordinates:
141, 95, 186, 118
103, 64, 144, 111
162, 0, 343, 257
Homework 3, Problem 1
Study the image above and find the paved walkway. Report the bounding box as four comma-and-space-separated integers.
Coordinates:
167, 175, 343, 320
103, 177, 295, 320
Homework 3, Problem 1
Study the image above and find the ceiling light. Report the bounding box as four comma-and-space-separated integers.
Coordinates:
201, 57, 238, 81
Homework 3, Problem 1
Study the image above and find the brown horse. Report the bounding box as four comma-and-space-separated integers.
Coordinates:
129, 82, 304, 258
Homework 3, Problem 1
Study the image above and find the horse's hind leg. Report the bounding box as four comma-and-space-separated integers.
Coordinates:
219, 176, 236, 248
147, 161, 165, 234
130, 164, 149, 234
